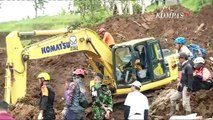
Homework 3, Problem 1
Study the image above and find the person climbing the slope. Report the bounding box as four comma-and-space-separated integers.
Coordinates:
98, 28, 115, 48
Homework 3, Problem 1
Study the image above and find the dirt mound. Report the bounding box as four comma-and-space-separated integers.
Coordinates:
0, 4, 213, 119
0, 49, 6, 100
150, 88, 213, 119
95, 5, 213, 57
10, 103, 38, 120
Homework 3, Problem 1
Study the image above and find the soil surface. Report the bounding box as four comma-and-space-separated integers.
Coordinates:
0, 5, 213, 120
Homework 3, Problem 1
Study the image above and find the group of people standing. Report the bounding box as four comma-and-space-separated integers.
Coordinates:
169, 36, 212, 115
36, 69, 149, 120
36, 69, 113, 120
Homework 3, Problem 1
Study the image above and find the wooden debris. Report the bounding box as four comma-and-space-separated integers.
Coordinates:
141, 23, 150, 29
116, 33, 126, 39
195, 23, 205, 33
131, 20, 141, 27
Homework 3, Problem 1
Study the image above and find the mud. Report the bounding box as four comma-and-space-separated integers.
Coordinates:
0, 4, 213, 119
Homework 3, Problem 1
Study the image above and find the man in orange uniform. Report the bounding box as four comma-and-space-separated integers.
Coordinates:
98, 28, 115, 48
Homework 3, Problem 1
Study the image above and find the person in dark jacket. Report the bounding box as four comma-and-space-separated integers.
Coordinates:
37, 72, 55, 120
63, 68, 88, 120
0, 100, 14, 120
169, 52, 193, 115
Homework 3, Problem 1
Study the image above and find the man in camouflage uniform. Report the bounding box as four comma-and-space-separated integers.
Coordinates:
91, 73, 113, 120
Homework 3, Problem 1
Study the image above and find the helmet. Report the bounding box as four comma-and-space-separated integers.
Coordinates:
73, 68, 86, 77
98, 28, 106, 34
37, 72, 50, 81
175, 37, 186, 45
193, 57, 205, 64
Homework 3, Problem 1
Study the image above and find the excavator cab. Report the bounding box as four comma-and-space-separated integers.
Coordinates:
112, 38, 173, 91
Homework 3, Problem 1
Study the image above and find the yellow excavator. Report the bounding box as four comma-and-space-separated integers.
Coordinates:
4, 28, 178, 104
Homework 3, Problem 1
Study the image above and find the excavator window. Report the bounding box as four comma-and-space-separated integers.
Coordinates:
114, 46, 134, 86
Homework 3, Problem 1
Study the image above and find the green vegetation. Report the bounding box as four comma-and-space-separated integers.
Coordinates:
0, 0, 212, 32
145, 4, 160, 13
0, 15, 81, 32
0, 11, 111, 32
145, 0, 213, 12
181, 0, 212, 12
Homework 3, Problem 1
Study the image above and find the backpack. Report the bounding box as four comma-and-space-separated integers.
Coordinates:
187, 43, 207, 59
76, 82, 89, 108
67, 82, 88, 108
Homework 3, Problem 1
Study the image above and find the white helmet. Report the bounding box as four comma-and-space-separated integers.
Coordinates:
193, 57, 205, 64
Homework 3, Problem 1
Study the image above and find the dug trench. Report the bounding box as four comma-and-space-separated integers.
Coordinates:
0, 5, 213, 119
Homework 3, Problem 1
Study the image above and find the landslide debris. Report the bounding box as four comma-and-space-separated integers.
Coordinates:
0, 5, 212, 119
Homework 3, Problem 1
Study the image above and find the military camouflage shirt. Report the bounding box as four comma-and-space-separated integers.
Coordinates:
91, 83, 113, 120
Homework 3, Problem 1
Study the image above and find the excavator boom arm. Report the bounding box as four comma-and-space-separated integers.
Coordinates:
5, 28, 114, 104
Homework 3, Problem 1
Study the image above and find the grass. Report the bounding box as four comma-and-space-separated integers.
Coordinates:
181, 0, 212, 12
0, 10, 112, 32
0, 15, 81, 32
145, 4, 160, 13
145, 0, 212, 13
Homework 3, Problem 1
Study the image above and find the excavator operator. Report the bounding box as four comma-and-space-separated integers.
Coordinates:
98, 28, 115, 48
37, 72, 56, 120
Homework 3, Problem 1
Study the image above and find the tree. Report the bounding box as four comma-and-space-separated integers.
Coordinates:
74, 0, 102, 18
33, 0, 47, 17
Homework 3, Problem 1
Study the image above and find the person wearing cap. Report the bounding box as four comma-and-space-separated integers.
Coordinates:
0, 100, 14, 120
124, 81, 149, 120
192, 57, 213, 91
63, 68, 88, 120
169, 52, 194, 115
37, 72, 56, 120
98, 28, 115, 48
91, 73, 113, 120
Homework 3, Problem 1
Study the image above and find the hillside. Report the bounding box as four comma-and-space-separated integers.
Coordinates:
0, 4, 213, 119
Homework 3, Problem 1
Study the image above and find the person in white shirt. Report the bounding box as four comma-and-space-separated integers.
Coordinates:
124, 81, 149, 120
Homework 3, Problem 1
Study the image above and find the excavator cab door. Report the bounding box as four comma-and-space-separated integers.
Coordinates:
147, 40, 168, 81
113, 46, 135, 87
